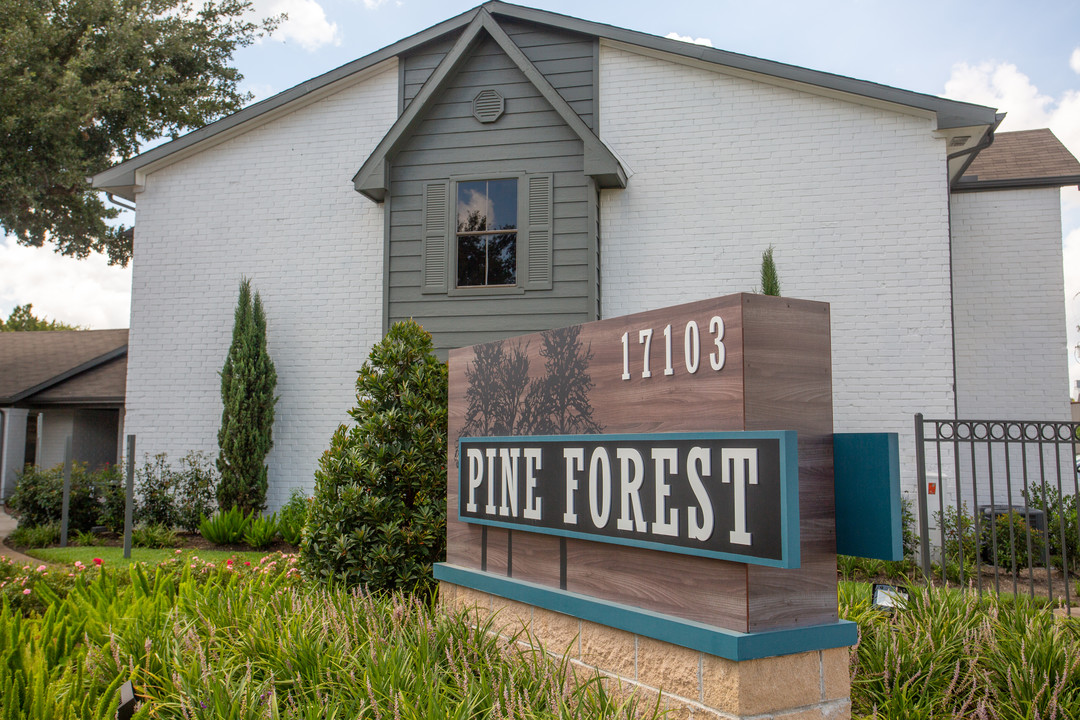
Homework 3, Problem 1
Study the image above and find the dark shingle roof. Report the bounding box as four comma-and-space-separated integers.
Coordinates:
0, 329, 128, 404
29, 356, 127, 405
958, 129, 1080, 191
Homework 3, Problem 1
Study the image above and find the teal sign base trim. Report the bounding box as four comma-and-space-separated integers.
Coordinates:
833, 432, 902, 561
434, 563, 857, 662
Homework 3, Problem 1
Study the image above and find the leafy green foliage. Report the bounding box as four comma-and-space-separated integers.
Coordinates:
0, 303, 81, 331
173, 451, 218, 533
134, 454, 179, 528
5, 522, 60, 549
277, 489, 309, 546
70, 529, 102, 547
0, 0, 280, 265
93, 463, 125, 532
759, 245, 781, 296
242, 513, 278, 550
301, 320, 448, 595
217, 279, 277, 514
1026, 484, 1079, 573
131, 523, 180, 549
9, 463, 99, 532
934, 503, 978, 583
199, 506, 251, 545
982, 511, 1046, 572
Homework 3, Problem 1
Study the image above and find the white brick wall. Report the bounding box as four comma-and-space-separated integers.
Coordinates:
951, 188, 1070, 419
127, 61, 398, 510
598, 44, 955, 492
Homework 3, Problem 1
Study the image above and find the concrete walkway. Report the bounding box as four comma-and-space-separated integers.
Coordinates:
0, 506, 37, 566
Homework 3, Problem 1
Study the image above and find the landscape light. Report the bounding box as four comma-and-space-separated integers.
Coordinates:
871, 583, 909, 612
118, 679, 138, 720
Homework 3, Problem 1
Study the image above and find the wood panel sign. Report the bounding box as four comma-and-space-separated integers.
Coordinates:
441, 293, 838, 634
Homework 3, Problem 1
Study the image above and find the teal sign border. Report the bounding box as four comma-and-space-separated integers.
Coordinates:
434, 563, 856, 661
457, 430, 800, 569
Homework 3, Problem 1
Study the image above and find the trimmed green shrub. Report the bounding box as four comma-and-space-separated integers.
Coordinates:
9, 462, 98, 532
217, 278, 278, 514
934, 503, 977, 582
982, 510, 1046, 571
6, 522, 60, 549
135, 453, 179, 528
199, 506, 250, 545
243, 513, 278, 549
175, 451, 218, 532
277, 488, 308, 545
301, 320, 448, 595
1026, 484, 1079, 572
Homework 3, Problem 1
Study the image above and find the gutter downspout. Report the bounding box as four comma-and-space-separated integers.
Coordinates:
947, 113, 1006, 189
946, 114, 1005, 418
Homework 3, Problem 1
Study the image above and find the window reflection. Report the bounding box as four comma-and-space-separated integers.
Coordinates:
456, 179, 517, 287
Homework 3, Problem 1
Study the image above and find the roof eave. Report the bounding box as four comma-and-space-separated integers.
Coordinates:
952, 175, 1080, 193
94, 1, 999, 192
354, 8, 627, 201
485, 1, 998, 129
94, 8, 483, 198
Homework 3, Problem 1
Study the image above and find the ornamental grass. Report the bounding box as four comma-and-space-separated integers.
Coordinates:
841, 581, 1080, 719
0, 554, 651, 719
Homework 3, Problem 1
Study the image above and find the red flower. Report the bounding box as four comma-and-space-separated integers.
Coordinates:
92, 558, 103, 566
244, 561, 251, 566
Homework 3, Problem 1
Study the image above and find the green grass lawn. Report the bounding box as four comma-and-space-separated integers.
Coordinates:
25, 546, 286, 567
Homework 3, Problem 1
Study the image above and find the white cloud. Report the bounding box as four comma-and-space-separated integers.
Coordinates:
944, 61, 1080, 162
0, 236, 131, 330
257, 0, 341, 52
1071, 48, 1080, 75
665, 31, 713, 48
363, 0, 391, 9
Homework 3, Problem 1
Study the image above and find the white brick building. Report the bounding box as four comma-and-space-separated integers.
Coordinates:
91, 3, 1080, 510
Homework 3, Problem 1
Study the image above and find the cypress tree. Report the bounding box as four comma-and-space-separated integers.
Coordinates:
760, 245, 781, 297
217, 278, 277, 513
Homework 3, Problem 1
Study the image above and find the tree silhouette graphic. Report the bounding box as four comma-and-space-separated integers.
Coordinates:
458, 325, 601, 449
523, 325, 601, 435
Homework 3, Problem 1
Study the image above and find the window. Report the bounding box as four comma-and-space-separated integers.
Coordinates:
456, 179, 518, 287
420, 174, 552, 295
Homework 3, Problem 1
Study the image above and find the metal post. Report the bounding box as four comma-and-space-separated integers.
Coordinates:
123, 435, 135, 559
914, 414, 931, 580
60, 436, 73, 547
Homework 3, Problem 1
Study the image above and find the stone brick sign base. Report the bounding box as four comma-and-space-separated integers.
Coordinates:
441, 581, 852, 720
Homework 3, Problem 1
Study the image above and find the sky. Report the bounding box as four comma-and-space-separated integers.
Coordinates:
2, 0, 1079, 391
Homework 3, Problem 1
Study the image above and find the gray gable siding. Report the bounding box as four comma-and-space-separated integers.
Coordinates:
401, 19, 596, 130
388, 35, 596, 354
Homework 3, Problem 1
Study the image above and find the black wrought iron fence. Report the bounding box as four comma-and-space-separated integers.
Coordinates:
914, 415, 1080, 611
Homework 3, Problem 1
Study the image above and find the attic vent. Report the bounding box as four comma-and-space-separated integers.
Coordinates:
949, 135, 972, 148
473, 90, 505, 123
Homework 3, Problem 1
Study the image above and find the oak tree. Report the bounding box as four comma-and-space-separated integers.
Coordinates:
0, 0, 279, 265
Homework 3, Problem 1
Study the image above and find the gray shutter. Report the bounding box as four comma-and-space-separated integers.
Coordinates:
523, 174, 553, 291
421, 181, 449, 294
